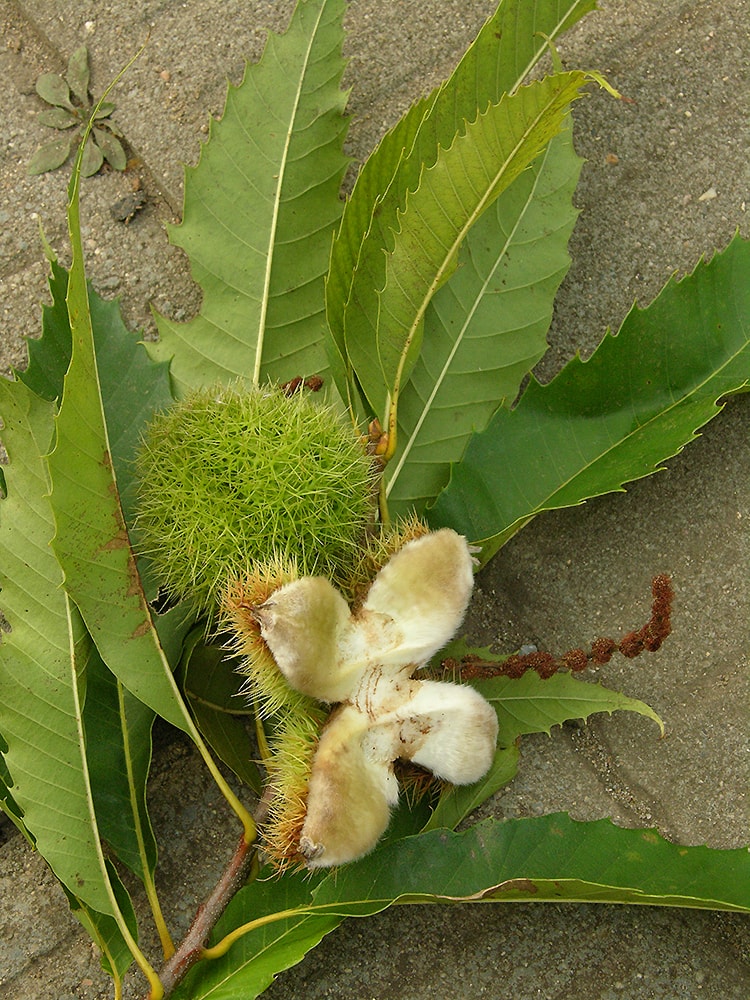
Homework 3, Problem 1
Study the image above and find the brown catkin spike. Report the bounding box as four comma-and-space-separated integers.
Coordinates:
562, 648, 589, 672
535, 653, 558, 679
643, 573, 674, 651
590, 637, 617, 664
451, 575, 674, 682
501, 654, 527, 679
618, 631, 645, 658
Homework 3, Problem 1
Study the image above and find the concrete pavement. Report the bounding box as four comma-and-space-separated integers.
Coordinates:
1, 1, 748, 997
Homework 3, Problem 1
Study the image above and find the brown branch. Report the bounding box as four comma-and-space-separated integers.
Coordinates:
446, 574, 674, 682
145, 786, 274, 999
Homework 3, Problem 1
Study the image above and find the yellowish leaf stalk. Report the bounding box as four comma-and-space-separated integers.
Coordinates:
196, 735, 257, 844
201, 906, 317, 960
115, 680, 175, 958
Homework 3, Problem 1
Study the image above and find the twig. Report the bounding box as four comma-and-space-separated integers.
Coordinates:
145, 786, 274, 999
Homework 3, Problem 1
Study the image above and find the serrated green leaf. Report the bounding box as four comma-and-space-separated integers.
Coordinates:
66, 45, 90, 105
328, 0, 596, 412
27, 134, 73, 175
474, 670, 664, 746
351, 72, 590, 430
80, 134, 104, 176
430, 234, 750, 560
94, 127, 127, 171
182, 814, 748, 994
35, 71, 74, 109
46, 134, 199, 735
19, 258, 72, 401
385, 122, 582, 515
149, 0, 350, 396
0, 379, 120, 914
4, 232, 187, 952
310, 814, 750, 914
37, 106, 79, 129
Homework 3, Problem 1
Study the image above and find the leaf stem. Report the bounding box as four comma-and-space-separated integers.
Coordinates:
200, 904, 314, 959
195, 734, 257, 843
116, 679, 176, 958
144, 876, 175, 960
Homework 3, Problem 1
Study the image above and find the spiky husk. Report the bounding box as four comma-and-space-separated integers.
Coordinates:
395, 759, 442, 805
222, 517, 436, 868
134, 382, 376, 613
222, 557, 310, 718
222, 560, 322, 868
345, 513, 431, 607
262, 711, 324, 869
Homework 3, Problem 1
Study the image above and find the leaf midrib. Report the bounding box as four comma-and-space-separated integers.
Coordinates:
477, 318, 749, 540
386, 81, 578, 417
385, 139, 554, 498
253, 5, 327, 384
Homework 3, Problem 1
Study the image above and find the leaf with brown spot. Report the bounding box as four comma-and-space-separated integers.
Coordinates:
46, 166, 197, 730
182, 813, 749, 996
302, 814, 750, 918
0, 380, 124, 918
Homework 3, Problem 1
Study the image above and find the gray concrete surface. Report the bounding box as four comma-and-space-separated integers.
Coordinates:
1, 0, 748, 998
